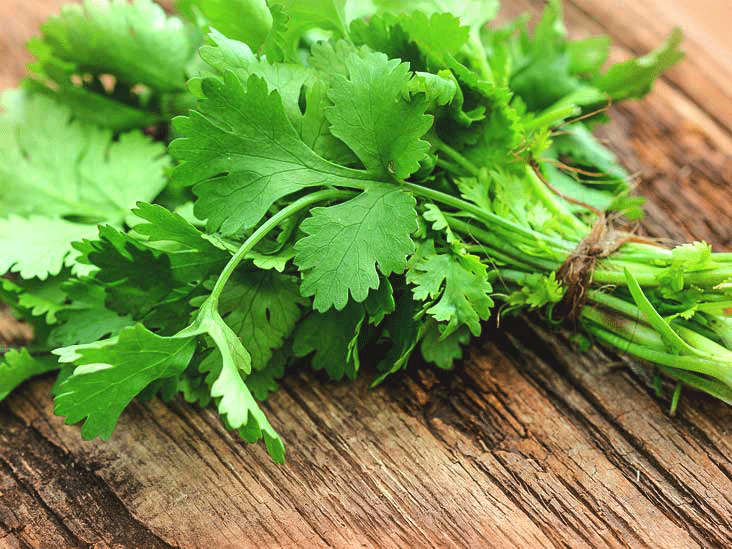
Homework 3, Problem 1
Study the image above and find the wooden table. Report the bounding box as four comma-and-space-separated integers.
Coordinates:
3, 1, 732, 547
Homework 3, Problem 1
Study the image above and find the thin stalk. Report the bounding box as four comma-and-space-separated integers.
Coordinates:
586, 322, 732, 385
524, 164, 588, 238
402, 181, 575, 251
208, 189, 353, 304
447, 218, 564, 269
432, 139, 481, 176
468, 32, 495, 86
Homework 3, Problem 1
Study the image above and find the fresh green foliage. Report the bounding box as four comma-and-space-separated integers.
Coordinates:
295, 186, 417, 310
177, 0, 273, 50
0, 92, 168, 280
27, 0, 198, 129
325, 50, 432, 178
0, 349, 58, 401
5, 0, 729, 465
53, 324, 197, 439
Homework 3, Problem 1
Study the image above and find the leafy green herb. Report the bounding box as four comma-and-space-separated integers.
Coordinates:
5, 0, 728, 465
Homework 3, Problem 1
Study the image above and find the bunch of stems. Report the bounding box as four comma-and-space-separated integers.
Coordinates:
420, 143, 732, 405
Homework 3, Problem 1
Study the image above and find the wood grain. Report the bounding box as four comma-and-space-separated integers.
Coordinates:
3, 1, 732, 548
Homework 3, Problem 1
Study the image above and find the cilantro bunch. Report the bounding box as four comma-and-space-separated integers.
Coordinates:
1, 0, 729, 463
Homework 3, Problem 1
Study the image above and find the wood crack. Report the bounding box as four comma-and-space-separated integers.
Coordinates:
0, 406, 177, 549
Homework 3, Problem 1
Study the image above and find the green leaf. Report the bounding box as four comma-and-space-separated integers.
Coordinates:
0, 93, 168, 222
372, 289, 422, 384
76, 226, 176, 318
53, 324, 196, 440
372, 0, 499, 29
171, 72, 378, 235
0, 93, 169, 280
567, 35, 610, 75
405, 70, 458, 108
131, 202, 230, 282
180, 0, 272, 49
407, 242, 493, 337
293, 302, 365, 380
505, 272, 564, 310
246, 343, 290, 401
198, 30, 315, 126
595, 28, 683, 100
0, 349, 59, 401
0, 276, 66, 326
364, 277, 396, 325
326, 50, 432, 179
219, 271, 304, 371
0, 216, 97, 279
33, 0, 194, 90
295, 185, 417, 311
273, 0, 349, 56
27, 0, 196, 128
420, 320, 470, 369
48, 282, 134, 347
184, 301, 286, 461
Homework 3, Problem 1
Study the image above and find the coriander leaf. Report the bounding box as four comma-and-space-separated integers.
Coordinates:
170, 72, 376, 235
131, 202, 230, 282
0, 216, 97, 280
184, 302, 286, 462
179, 0, 273, 49
595, 28, 683, 100
364, 277, 396, 325
0, 276, 66, 327
300, 75, 360, 165
295, 185, 417, 311
372, 289, 422, 384
0, 349, 59, 402
405, 70, 458, 108
261, 2, 288, 62
0, 93, 168, 222
549, 124, 628, 181
48, 282, 134, 347
248, 249, 295, 272
49, 306, 134, 348
76, 226, 175, 318
292, 302, 365, 380
27, 0, 196, 128
53, 324, 196, 440
198, 30, 315, 126
273, 0, 349, 57
23, 79, 161, 131
420, 320, 470, 369
15, 278, 67, 326
246, 343, 290, 401
326, 50, 432, 179
349, 12, 468, 72
567, 35, 610, 75
505, 272, 564, 310
219, 271, 304, 371
32, 0, 193, 90
407, 242, 493, 337
372, 0, 499, 30
423, 204, 459, 244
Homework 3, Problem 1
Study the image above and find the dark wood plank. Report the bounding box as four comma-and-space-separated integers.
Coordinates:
3, 1, 732, 547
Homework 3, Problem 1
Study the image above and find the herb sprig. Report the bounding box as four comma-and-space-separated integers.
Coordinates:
2, 0, 728, 463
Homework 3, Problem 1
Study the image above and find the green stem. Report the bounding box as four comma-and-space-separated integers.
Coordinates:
432, 139, 480, 176
208, 189, 353, 304
524, 164, 587, 238
402, 181, 574, 251
468, 31, 494, 86
449, 219, 563, 269
586, 321, 732, 385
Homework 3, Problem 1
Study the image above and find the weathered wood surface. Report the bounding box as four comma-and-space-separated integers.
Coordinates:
3, 1, 732, 547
